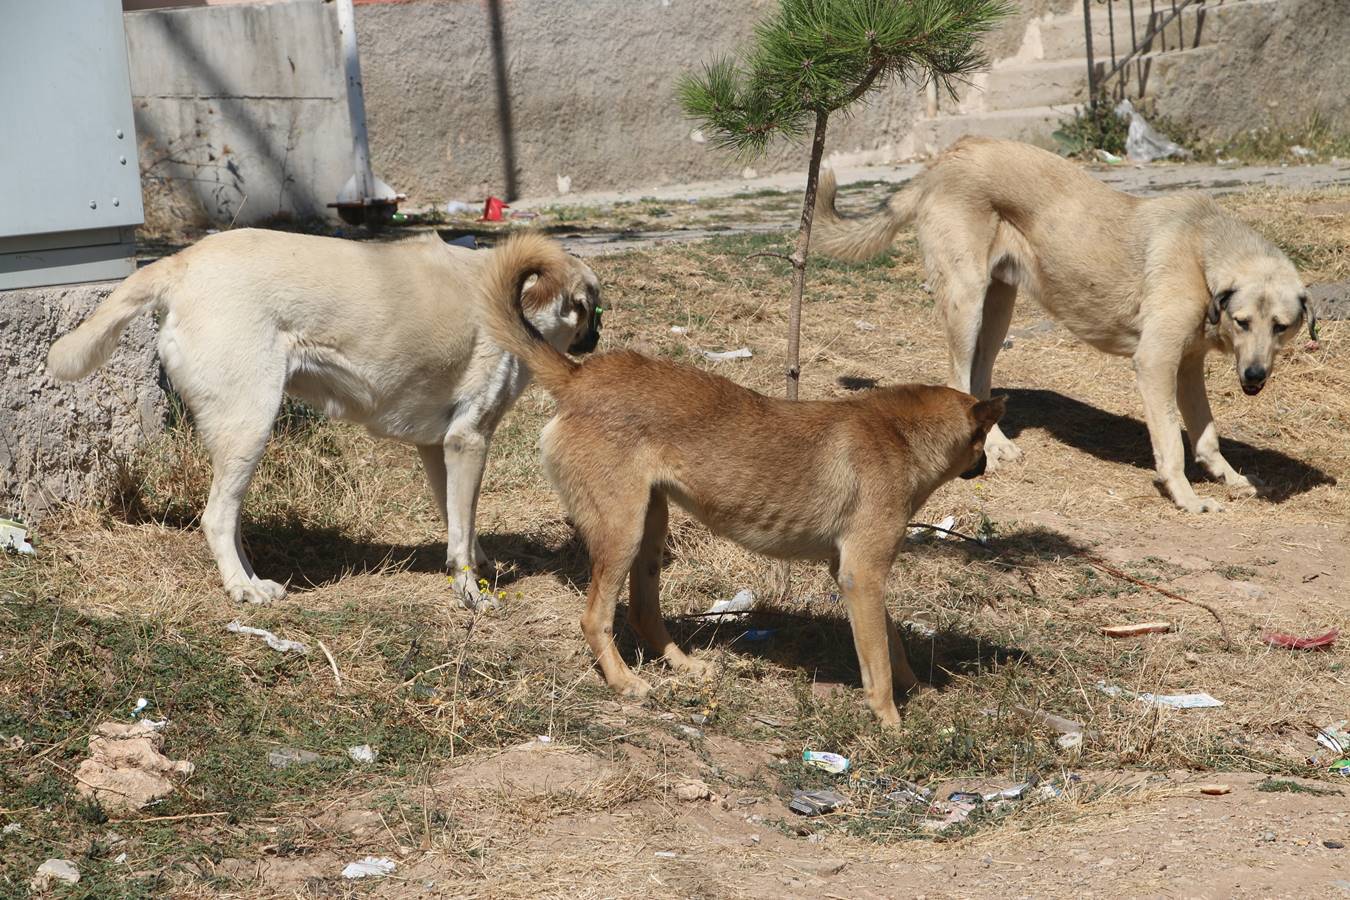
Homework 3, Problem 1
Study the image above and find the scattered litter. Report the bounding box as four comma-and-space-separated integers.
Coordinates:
1101, 621, 1174, 638
1262, 628, 1338, 651
113, 852, 126, 864
226, 621, 308, 655
2, 823, 21, 836
1199, 783, 1232, 796
341, 857, 396, 879
556, 174, 572, 194
788, 789, 848, 816
536, 735, 552, 744
671, 778, 714, 802
30, 859, 80, 891
877, 779, 932, 807
700, 347, 753, 362
1095, 148, 1125, 164
654, 850, 679, 859
909, 514, 958, 543
671, 325, 689, 334
479, 196, 509, 221
738, 628, 775, 642
996, 705, 1083, 739
1327, 840, 1347, 849
73, 721, 194, 814
854, 320, 876, 332
268, 748, 324, 769
983, 781, 1035, 803
704, 588, 754, 621
1317, 722, 1350, 756
508, 210, 539, 221
129, 697, 149, 717
1097, 682, 1223, 708
921, 799, 978, 831
0, 519, 35, 556
748, 714, 785, 729
1116, 99, 1191, 163
1291, 145, 1315, 159
444, 200, 474, 215
802, 750, 850, 774
446, 234, 478, 250
903, 612, 939, 637
1331, 759, 1350, 776
346, 744, 377, 764
691, 710, 712, 726
676, 724, 704, 740
1057, 732, 1084, 753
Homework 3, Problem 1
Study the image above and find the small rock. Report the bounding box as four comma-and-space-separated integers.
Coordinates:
1261, 831, 1276, 843
1326, 839, 1346, 849
1230, 581, 1266, 601
346, 745, 377, 764
676, 725, 704, 740
268, 748, 323, 769
672, 779, 713, 802
1199, 784, 1232, 796
790, 857, 846, 876
30, 859, 80, 891
1184, 651, 1201, 666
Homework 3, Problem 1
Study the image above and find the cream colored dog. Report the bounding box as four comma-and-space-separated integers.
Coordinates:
479, 232, 1003, 725
814, 137, 1311, 513
47, 229, 600, 606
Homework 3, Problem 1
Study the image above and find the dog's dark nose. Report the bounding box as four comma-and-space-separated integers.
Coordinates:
1241, 365, 1267, 395
569, 330, 600, 355
960, 452, 987, 480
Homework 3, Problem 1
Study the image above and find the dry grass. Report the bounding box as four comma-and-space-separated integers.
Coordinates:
2, 183, 1348, 896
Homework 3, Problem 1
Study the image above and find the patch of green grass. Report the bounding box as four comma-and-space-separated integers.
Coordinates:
1256, 778, 1342, 796
1053, 96, 1129, 157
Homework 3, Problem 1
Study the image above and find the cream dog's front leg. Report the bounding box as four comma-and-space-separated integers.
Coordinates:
1134, 341, 1223, 513
1176, 353, 1257, 496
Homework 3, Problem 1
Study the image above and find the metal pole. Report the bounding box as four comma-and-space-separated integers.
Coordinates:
486, 0, 520, 201
336, 0, 375, 204
1083, 0, 1097, 109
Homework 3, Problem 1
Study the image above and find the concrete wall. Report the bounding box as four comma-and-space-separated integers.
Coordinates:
125, 0, 351, 231
1151, 0, 1350, 139
1, 283, 167, 521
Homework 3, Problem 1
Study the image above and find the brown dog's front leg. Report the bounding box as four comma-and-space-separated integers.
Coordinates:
835, 547, 903, 726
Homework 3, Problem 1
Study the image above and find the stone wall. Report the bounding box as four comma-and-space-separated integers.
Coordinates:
1, 283, 167, 521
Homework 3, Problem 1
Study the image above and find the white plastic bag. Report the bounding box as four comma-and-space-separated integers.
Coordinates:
1115, 99, 1190, 163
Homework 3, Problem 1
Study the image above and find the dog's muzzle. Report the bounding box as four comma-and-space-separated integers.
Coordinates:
1240, 364, 1267, 396
569, 328, 600, 355
960, 452, 988, 480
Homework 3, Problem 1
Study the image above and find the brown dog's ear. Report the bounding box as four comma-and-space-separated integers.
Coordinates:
1208, 288, 1235, 326
973, 395, 1006, 429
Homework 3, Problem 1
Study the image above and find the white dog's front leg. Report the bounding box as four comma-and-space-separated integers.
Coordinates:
1176, 354, 1257, 496
442, 427, 493, 609
1135, 349, 1222, 513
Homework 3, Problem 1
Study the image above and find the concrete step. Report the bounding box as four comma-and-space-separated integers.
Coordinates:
913, 105, 1078, 155
1036, 0, 1280, 62
979, 45, 1215, 112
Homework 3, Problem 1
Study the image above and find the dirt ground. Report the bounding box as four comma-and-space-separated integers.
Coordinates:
3, 173, 1350, 898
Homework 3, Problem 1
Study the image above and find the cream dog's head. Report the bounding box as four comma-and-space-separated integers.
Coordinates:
1207, 252, 1309, 396
523, 255, 603, 355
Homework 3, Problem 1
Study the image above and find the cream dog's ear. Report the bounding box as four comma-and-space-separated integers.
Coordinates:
1207, 288, 1236, 326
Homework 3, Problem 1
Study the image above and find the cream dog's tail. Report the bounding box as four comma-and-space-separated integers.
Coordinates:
480, 232, 580, 395
811, 167, 921, 262
46, 259, 178, 381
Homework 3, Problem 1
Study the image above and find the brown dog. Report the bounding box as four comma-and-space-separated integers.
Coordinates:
483, 233, 1004, 725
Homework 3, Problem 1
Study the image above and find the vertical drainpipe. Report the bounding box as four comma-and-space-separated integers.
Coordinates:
332, 0, 400, 222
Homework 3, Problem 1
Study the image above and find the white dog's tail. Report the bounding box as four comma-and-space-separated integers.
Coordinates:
811, 167, 921, 262
480, 232, 580, 395
46, 259, 177, 381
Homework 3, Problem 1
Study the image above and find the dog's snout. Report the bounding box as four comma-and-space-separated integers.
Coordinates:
960, 451, 987, 480
570, 329, 600, 355
1240, 364, 1267, 395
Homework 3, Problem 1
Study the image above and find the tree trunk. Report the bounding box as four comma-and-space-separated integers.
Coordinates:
784, 108, 830, 400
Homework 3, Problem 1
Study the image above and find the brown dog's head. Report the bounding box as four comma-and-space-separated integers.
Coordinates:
958, 395, 1006, 480
523, 254, 603, 355
1207, 249, 1309, 396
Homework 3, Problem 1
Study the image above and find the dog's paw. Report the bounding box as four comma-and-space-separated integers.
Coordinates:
984, 436, 1023, 471
1178, 495, 1224, 514
227, 580, 277, 605
450, 570, 493, 610
616, 674, 652, 699
677, 656, 715, 681
251, 578, 287, 602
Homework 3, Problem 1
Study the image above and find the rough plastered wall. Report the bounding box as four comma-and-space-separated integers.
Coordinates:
124, 0, 351, 231
1, 283, 167, 522
1150, 0, 1350, 140
356, 0, 919, 203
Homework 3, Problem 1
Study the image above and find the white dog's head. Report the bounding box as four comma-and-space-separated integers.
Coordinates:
524, 255, 602, 355
1207, 246, 1309, 396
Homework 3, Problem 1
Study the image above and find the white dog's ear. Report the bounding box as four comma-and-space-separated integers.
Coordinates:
1207, 288, 1235, 326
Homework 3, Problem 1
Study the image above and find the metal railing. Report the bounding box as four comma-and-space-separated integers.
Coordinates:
1083, 0, 1211, 104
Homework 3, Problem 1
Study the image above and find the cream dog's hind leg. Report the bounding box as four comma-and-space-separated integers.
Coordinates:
969, 280, 1021, 466
1176, 353, 1257, 496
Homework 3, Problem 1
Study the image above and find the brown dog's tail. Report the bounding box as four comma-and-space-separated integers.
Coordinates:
46, 258, 178, 381
811, 167, 921, 262
480, 232, 579, 395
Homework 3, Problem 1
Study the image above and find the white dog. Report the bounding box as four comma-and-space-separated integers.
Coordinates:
47, 229, 600, 605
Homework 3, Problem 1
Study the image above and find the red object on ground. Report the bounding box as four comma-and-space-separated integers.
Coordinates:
1261, 627, 1339, 650
480, 196, 510, 221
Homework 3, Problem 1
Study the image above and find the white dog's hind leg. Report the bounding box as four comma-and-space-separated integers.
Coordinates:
1134, 340, 1222, 513
198, 410, 284, 603
971, 280, 1021, 468
1176, 354, 1256, 496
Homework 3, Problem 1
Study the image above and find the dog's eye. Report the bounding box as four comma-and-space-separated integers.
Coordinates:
1234, 318, 1251, 331
1273, 322, 1288, 334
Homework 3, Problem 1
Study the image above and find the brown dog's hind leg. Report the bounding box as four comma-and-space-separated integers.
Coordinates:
627, 490, 713, 679
834, 541, 904, 726
576, 493, 652, 699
